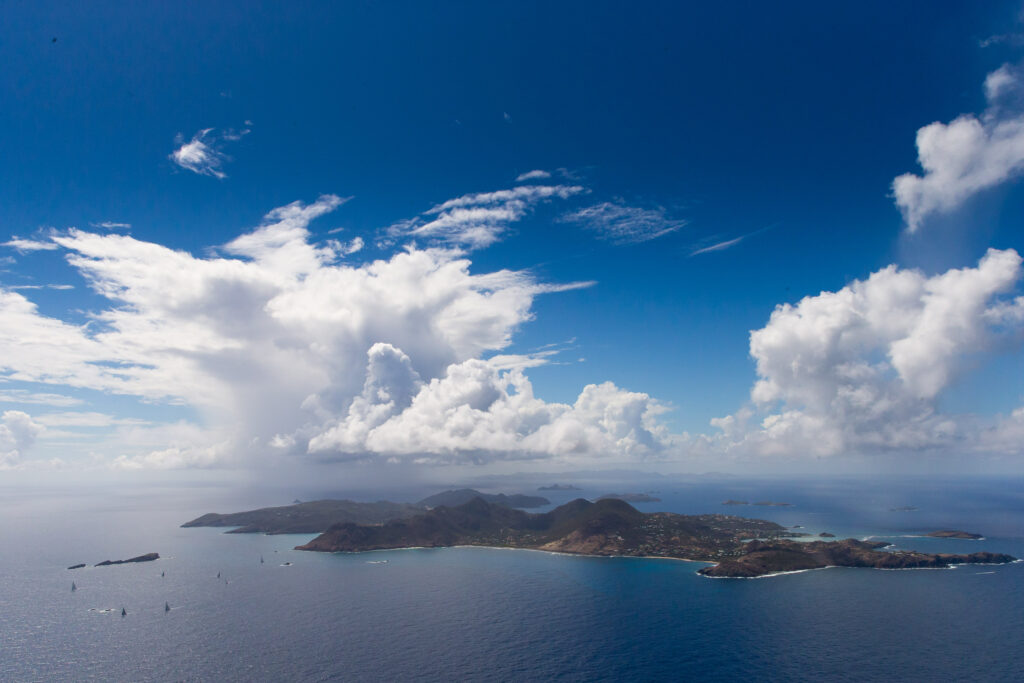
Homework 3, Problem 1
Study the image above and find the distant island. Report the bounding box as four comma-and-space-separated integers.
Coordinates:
722, 500, 792, 507
926, 530, 983, 539
538, 484, 581, 491
418, 489, 549, 509
182, 489, 548, 534
598, 493, 661, 503
183, 499, 424, 534
292, 498, 1017, 578
94, 553, 159, 567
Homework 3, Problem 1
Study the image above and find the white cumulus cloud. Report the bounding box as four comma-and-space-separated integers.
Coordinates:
893, 63, 1024, 232
0, 196, 609, 468
0, 410, 44, 468
712, 248, 1024, 457
309, 349, 674, 464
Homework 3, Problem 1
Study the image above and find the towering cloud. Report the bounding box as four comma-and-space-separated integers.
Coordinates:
0, 196, 674, 468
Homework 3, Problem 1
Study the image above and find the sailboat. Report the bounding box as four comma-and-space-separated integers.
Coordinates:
260, 555, 264, 564
121, 607, 126, 617
161, 571, 165, 577
216, 571, 221, 579
165, 602, 170, 612
71, 581, 76, 592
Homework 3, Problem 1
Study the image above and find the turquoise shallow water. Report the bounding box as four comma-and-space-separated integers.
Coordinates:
2, 477, 1023, 681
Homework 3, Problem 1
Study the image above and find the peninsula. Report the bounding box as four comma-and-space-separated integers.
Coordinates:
294, 498, 1017, 578
182, 499, 424, 534
697, 539, 1013, 577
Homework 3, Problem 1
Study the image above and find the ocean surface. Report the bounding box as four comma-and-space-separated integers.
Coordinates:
2, 476, 1023, 682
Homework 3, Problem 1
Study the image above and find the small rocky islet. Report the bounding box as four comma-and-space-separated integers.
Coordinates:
67, 553, 159, 569
925, 530, 983, 539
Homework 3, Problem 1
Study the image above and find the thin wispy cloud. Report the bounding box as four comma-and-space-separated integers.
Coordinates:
426, 185, 584, 214
90, 221, 131, 230
34, 411, 148, 428
690, 236, 744, 256
561, 202, 685, 245
6, 284, 74, 291
0, 390, 82, 407
169, 125, 251, 179
403, 184, 586, 249
689, 225, 774, 257
515, 169, 551, 182
2, 237, 58, 253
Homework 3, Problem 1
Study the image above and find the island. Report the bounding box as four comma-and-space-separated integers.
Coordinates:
697, 539, 1014, 578
293, 498, 1017, 578
926, 530, 983, 539
182, 489, 548, 534
722, 500, 749, 505
819, 532, 836, 538
67, 563, 86, 570
418, 489, 549, 509
297, 497, 804, 559
94, 553, 159, 566
598, 493, 661, 503
539, 484, 582, 491
752, 501, 793, 507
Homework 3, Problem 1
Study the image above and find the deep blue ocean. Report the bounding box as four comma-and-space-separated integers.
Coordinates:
2, 476, 1023, 681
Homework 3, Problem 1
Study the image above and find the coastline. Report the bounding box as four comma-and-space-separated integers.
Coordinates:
315, 542, 714, 565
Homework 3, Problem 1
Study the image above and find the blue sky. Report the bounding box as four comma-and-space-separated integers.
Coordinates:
2, 1, 1024, 475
